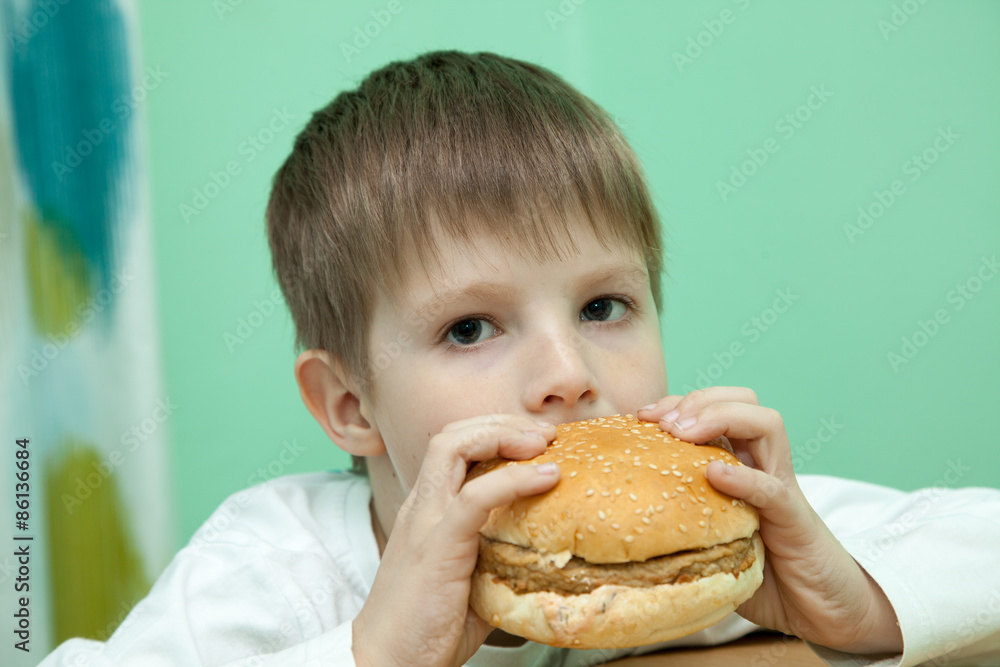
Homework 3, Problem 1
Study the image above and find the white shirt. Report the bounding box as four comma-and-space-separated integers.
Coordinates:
39, 471, 1000, 666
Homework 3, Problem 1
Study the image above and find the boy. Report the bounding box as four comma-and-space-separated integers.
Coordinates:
41, 50, 1000, 666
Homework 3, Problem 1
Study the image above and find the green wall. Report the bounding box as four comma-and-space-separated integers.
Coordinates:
138, 0, 1000, 548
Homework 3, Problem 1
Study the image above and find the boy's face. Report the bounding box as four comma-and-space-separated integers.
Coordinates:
363, 216, 669, 493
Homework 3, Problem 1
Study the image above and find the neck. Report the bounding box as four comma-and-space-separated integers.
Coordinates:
365, 455, 403, 558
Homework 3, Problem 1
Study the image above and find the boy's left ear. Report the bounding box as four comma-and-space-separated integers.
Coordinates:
294, 349, 386, 457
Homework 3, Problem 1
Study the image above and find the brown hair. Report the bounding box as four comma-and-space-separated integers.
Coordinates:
266, 50, 666, 475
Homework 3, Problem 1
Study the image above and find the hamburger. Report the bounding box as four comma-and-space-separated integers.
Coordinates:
466, 413, 764, 649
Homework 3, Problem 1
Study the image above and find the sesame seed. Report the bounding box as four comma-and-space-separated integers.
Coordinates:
661, 491, 670, 500
633, 461, 641, 467
697, 497, 706, 503
629, 493, 638, 501
703, 508, 713, 516
569, 471, 577, 478
698, 521, 706, 527
676, 486, 686, 494
642, 517, 651, 525
685, 476, 694, 483
528, 522, 536, 529
679, 524, 687, 533
634, 508, 643, 515
631, 429, 641, 434
612, 523, 620, 529
597, 455, 604, 461
671, 464, 678, 470
692, 462, 699, 468
660, 470, 670, 476
601, 491, 611, 497
655, 504, 664, 513
672, 470, 682, 477
576, 532, 584, 540
715, 529, 722, 537
598, 510, 606, 520
635, 527, 644, 534
615, 488, 622, 495
648, 463, 658, 470
586, 488, 595, 496
587, 524, 596, 533
602, 469, 611, 473
625, 535, 635, 543
680, 502, 687, 510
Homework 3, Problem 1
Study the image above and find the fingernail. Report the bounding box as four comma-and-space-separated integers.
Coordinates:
708, 460, 734, 476
535, 420, 552, 428
663, 409, 679, 423
536, 462, 559, 475
676, 417, 697, 431
639, 403, 657, 412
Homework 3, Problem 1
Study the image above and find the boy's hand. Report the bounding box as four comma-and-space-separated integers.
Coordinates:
638, 387, 903, 655
352, 415, 558, 667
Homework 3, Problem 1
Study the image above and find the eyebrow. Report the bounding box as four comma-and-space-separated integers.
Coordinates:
404, 262, 648, 328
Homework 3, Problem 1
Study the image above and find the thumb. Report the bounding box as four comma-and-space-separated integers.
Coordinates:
704, 460, 802, 531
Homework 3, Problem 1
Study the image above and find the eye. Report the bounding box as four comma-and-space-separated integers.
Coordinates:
444, 317, 499, 347
582, 296, 633, 322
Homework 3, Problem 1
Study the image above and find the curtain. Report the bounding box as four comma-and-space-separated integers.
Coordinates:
1, 0, 172, 660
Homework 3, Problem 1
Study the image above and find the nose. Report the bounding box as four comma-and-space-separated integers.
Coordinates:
521, 324, 599, 417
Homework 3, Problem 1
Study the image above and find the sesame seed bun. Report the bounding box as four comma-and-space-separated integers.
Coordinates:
466, 413, 763, 649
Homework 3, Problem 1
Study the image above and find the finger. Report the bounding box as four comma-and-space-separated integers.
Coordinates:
636, 395, 684, 421
704, 461, 801, 530
442, 462, 561, 544
660, 387, 761, 426
658, 401, 791, 474
424, 422, 554, 474
440, 413, 553, 434
704, 462, 820, 567
637, 386, 760, 426
406, 423, 556, 520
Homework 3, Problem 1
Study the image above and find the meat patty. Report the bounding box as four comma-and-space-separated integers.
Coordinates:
477, 534, 757, 596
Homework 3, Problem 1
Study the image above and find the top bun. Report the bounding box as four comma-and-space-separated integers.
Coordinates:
469, 414, 758, 563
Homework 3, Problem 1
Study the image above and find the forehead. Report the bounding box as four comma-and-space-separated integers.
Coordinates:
383, 217, 646, 310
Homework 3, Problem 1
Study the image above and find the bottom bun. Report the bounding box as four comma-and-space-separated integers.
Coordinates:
470, 533, 764, 649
